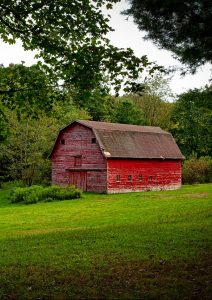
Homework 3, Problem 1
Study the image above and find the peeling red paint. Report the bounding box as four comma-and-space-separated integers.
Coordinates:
107, 159, 182, 193
51, 123, 107, 193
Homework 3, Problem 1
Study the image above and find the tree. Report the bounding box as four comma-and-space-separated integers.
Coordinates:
142, 71, 174, 101
115, 99, 145, 125
0, 63, 91, 186
123, 72, 175, 130
0, 102, 90, 186
0, 63, 65, 115
0, 0, 161, 98
130, 94, 174, 130
124, 0, 212, 70
0, 104, 8, 142
171, 86, 212, 158
78, 92, 117, 122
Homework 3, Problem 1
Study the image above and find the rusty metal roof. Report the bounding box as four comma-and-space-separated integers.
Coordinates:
77, 120, 165, 133
50, 120, 185, 160
77, 120, 184, 159
95, 129, 184, 159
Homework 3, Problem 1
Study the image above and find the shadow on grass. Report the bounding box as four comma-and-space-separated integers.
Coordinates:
0, 254, 211, 299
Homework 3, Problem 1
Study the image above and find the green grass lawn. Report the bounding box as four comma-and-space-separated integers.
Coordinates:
0, 184, 212, 299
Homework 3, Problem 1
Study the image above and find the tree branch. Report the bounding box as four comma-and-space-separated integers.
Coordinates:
0, 16, 28, 34
0, 84, 63, 94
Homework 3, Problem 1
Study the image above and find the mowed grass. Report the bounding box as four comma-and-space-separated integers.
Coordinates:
0, 184, 211, 299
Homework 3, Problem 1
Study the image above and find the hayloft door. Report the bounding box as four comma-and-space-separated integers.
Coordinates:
69, 171, 87, 191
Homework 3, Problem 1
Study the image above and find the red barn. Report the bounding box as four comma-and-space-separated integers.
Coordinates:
50, 120, 184, 193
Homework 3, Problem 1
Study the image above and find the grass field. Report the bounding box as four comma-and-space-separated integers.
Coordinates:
0, 184, 212, 299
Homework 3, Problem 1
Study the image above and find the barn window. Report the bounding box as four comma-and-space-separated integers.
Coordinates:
61, 139, 65, 145
116, 175, 120, 182
74, 156, 82, 166
128, 175, 132, 181
149, 176, 153, 182
139, 175, 142, 182
91, 138, 96, 144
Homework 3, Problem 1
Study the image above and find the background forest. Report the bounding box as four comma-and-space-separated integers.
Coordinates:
0, 63, 211, 187
0, 0, 211, 187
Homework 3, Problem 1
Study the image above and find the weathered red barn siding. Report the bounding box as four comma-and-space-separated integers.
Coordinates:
51, 123, 107, 192
107, 159, 182, 193
51, 120, 184, 194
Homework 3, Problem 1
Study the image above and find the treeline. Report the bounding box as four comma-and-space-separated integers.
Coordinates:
0, 64, 211, 186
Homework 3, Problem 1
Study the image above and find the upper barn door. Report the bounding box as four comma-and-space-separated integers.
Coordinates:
69, 171, 87, 191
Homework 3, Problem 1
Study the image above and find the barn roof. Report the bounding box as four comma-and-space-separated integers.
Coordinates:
50, 120, 185, 160
77, 120, 165, 133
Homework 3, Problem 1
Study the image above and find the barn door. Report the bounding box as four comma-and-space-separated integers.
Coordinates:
69, 171, 87, 191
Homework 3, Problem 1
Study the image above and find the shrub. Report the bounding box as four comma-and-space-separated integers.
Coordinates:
1, 180, 25, 190
11, 185, 44, 204
11, 185, 82, 204
182, 156, 212, 184
43, 185, 81, 200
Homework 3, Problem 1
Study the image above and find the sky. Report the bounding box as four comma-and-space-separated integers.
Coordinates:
0, 0, 211, 96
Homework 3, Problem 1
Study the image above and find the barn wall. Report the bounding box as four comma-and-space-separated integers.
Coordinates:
51, 123, 107, 192
107, 159, 182, 193
86, 171, 107, 193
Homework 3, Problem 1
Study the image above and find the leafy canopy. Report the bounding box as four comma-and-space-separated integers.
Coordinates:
0, 0, 161, 96
0, 63, 64, 115
0, 97, 90, 186
171, 86, 212, 157
124, 0, 212, 71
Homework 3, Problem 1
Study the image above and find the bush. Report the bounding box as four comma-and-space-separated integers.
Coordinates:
43, 185, 81, 201
1, 180, 25, 190
11, 185, 82, 204
182, 156, 212, 184
10, 185, 44, 204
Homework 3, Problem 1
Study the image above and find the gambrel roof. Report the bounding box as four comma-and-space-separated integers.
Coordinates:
50, 120, 185, 160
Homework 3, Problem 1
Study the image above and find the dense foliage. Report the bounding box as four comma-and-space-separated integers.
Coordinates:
0, 63, 211, 187
0, 0, 162, 98
171, 86, 212, 158
0, 104, 8, 142
0, 63, 63, 114
183, 157, 212, 184
0, 64, 91, 186
0, 102, 89, 186
11, 185, 81, 204
124, 0, 212, 70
